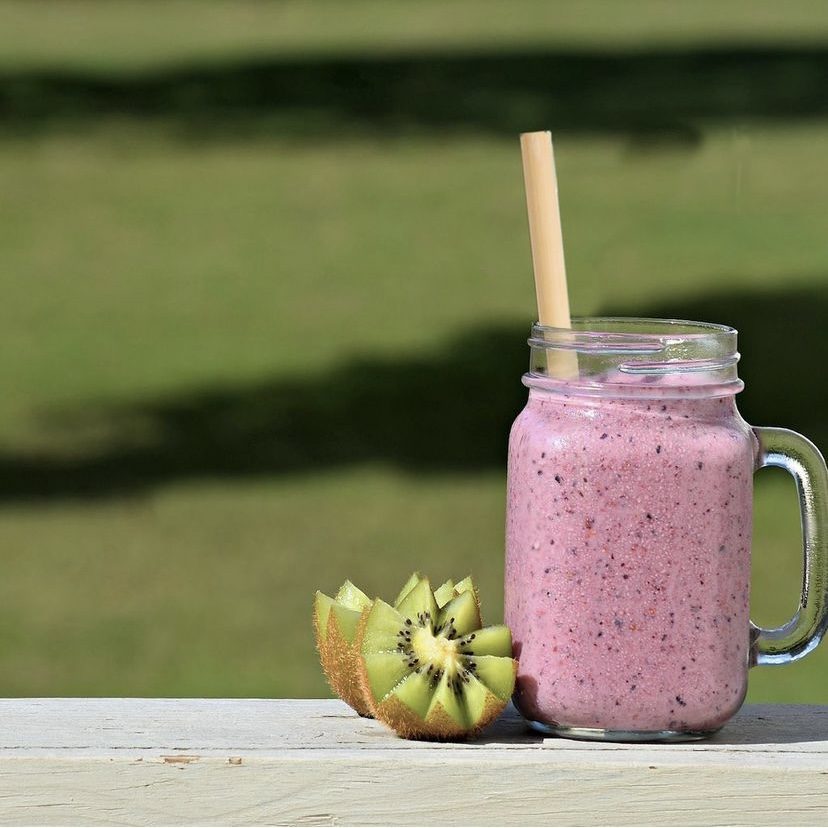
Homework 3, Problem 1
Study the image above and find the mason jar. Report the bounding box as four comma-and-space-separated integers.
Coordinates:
504, 318, 828, 741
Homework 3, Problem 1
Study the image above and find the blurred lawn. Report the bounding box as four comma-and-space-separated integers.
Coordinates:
0, 1, 826, 702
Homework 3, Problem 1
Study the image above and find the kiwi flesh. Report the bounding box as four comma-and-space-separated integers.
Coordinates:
393, 571, 423, 606
434, 574, 479, 612
358, 579, 517, 740
454, 575, 478, 602
433, 579, 456, 608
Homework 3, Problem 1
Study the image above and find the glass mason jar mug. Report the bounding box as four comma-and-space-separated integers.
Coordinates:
504, 318, 828, 742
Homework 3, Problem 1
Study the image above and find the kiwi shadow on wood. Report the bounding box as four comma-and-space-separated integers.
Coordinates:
0, 282, 825, 503
473, 701, 545, 745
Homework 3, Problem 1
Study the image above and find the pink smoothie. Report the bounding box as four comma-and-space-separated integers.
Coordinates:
505, 387, 755, 734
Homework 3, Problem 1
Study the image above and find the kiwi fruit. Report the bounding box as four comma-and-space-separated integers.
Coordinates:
313, 580, 374, 716
314, 572, 477, 716
357, 578, 517, 740
314, 572, 495, 731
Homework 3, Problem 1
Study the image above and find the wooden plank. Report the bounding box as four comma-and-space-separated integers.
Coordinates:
0, 699, 825, 825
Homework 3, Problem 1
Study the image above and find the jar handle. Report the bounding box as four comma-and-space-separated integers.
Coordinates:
751, 427, 828, 666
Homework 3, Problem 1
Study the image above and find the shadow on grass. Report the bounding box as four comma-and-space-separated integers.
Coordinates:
0, 283, 825, 502
3, 45, 828, 141
0, 323, 529, 501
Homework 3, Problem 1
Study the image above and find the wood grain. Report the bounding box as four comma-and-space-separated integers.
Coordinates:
0, 699, 826, 825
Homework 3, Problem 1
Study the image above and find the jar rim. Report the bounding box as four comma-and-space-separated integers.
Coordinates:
526, 316, 743, 398
531, 316, 737, 348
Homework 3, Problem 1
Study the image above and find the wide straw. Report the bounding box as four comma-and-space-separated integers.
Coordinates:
520, 131, 578, 378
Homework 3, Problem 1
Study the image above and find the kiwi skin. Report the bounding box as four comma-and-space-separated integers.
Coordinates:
313, 597, 373, 717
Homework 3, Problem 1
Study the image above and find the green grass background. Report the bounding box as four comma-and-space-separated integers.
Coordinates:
0, 0, 825, 702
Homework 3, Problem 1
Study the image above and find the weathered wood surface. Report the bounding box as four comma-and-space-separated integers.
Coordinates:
0, 699, 826, 826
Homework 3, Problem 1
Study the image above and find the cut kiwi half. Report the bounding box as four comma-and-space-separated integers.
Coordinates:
358, 579, 517, 740
313, 580, 374, 716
